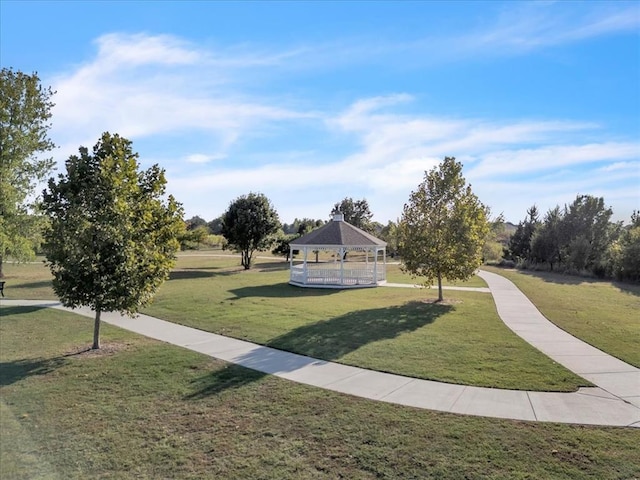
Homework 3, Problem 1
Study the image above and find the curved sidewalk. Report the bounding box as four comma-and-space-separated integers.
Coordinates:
2, 272, 639, 427
476, 270, 640, 407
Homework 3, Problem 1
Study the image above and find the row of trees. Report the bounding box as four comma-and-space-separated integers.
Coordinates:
505, 199, 640, 281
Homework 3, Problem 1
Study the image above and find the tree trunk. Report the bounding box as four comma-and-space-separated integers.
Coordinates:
92, 308, 101, 350
242, 250, 251, 269
0, 254, 4, 278
437, 272, 443, 302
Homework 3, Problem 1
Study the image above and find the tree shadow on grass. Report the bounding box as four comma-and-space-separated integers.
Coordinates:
186, 300, 451, 398
267, 301, 452, 360
229, 282, 340, 299
186, 364, 267, 399
8, 280, 53, 290
253, 261, 290, 272
169, 268, 237, 281
0, 357, 68, 387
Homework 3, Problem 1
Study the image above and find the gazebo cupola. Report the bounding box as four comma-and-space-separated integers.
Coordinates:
288, 213, 387, 288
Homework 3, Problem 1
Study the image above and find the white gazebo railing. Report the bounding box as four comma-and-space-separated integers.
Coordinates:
290, 263, 386, 287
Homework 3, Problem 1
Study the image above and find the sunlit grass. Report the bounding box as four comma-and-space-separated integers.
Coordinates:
2, 307, 639, 479
482, 266, 640, 367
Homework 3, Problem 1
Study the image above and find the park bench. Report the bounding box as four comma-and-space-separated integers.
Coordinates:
0, 281, 4, 297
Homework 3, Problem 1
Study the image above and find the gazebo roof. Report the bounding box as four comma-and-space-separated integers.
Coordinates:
290, 214, 386, 247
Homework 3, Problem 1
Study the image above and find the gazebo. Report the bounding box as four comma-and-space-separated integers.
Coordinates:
288, 213, 387, 288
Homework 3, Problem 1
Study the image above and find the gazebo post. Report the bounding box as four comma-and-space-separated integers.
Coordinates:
373, 248, 377, 284
303, 247, 308, 283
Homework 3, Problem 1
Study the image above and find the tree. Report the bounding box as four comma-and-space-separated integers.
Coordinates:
272, 233, 298, 261
559, 195, 614, 275
179, 224, 209, 250
42, 132, 184, 349
185, 215, 209, 231
608, 211, 640, 282
222, 193, 280, 269
531, 206, 562, 270
379, 220, 401, 257
208, 216, 223, 234
399, 157, 489, 301
331, 197, 374, 232
482, 214, 506, 264
505, 205, 539, 262
0, 68, 56, 277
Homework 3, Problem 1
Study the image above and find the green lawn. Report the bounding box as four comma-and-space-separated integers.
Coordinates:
143, 255, 585, 391
2, 307, 639, 480
0, 256, 607, 391
481, 267, 640, 367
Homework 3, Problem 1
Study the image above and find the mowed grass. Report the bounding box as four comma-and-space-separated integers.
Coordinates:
0, 255, 589, 391
2, 307, 639, 480
0, 260, 56, 300
144, 255, 585, 391
482, 267, 640, 367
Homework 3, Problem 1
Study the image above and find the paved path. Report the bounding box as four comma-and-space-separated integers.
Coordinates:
2, 271, 639, 427
476, 270, 640, 408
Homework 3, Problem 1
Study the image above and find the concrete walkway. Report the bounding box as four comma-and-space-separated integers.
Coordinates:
2, 272, 639, 427
476, 270, 640, 408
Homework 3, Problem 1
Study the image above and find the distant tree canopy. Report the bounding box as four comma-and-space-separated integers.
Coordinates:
399, 157, 489, 301
379, 220, 401, 257
222, 192, 281, 269
0, 68, 56, 277
331, 197, 374, 233
503, 195, 637, 281
505, 206, 540, 262
288, 218, 325, 235
42, 132, 184, 349
208, 216, 223, 234
185, 215, 208, 231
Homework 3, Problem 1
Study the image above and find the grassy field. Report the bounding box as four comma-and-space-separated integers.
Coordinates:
144, 255, 585, 391
0, 256, 603, 391
482, 266, 640, 367
2, 307, 639, 480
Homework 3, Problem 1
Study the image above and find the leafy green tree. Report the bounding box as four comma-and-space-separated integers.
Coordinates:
482, 214, 506, 264
272, 233, 298, 261
42, 132, 184, 349
208, 216, 223, 234
559, 195, 615, 275
399, 157, 489, 301
331, 197, 374, 232
531, 206, 562, 270
222, 192, 280, 269
294, 218, 325, 235
609, 211, 640, 282
505, 205, 539, 262
179, 224, 209, 250
379, 220, 401, 257
185, 215, 209, 231
0, 68, 56, 277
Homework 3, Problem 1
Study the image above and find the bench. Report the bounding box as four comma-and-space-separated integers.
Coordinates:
0, 281, 4, 297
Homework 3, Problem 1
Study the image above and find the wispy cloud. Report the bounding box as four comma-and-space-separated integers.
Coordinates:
453, 2, 640, 56
44, 22, 639, 224
50, 33, 313, 160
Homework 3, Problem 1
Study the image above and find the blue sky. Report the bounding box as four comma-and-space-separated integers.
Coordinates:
2, 1, 639, 224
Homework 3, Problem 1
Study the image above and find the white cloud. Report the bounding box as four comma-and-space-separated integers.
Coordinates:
456, 3, 640, 55
44, 28, 639, 225
49, 32, 313, 162
184, 153, 227, 164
